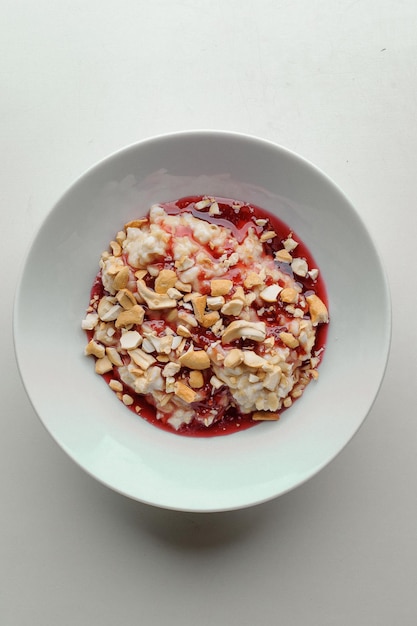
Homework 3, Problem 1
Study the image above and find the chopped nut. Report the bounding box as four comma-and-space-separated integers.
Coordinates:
134, 269, 147, 280
166, 287, 183, 300
306, 294, 329, 326
110, 240, 122, 256
259, 284, 281, 303
224, 348, 244, 368
155, 269, 177, 294
210, 279, 233, 296
106, 347, 123, 367
113, 266, 130, 290
81, 312, 99, 330
176, 324, 192, 338
109, 379, 123, 392
221, 320, 266, 344
141, 337, 156, 353
189, 370, 204, 388
191, 294, 207, 321
175, 280, 192, 293
221, 299, 244, 316
174, 381, 197, 403
275, 249, 293, 263
200, 311, 221, 328
291, 258, 308, 277
97, 296, 118, 320
85, 340, 106, 359
120, 330, 142, 350
136, 280, 177, 310
178, 310, 198, 327
279, 287, 298, 304
162, 362, 181, 378
242, 351, 267, 368
195, 198, 211, 210
116, 230, 126, 244
122, 394, 134, 406
206, 296, 225, 310
129, 348, 156, 370
116, 288, 137, 310
208, 201, 220, 215
244, 272, 263, 289
308, 268, 319, 281
279, 332, 300, 349
95, 356, 113, 375
179, 349, 210, 370
115, 304, 145, 328
125, 218, 148, 229
260, 230, 277, 243
210, 375, 223, 389
283, 236, 298, 252
252, 411, 280, 421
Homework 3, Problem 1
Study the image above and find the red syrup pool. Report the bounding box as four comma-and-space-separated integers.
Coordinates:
84, 196, 329, 437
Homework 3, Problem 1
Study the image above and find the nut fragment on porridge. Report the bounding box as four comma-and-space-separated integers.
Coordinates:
82, 196, 329, 436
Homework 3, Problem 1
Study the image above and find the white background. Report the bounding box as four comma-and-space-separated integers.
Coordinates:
2, 1, 416, 624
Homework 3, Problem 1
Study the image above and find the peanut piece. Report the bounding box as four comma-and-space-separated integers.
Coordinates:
252, 411, 280, 421
136, 280, 177, 310
191, 294, 207, 321
244, 272, 263, 289
113, 266, 130, 290
259, 284, 281, 303
128, 348, 156, 370
109, 379, 123, 392
223, 348, 244, 368
122, 394, 134, 406
291, 258, 308, 277
176, 324, 192, 338
85, 340, 105, 359
95, 356, 113, 375
189, 370, 204, 389
125, 218, 148, 229
210, 279, 233, 296
120, 330, 142, 350
174, 381, 197, 403
154, 269, 177, 294
200, 311, 220, 328
279, 287, 298, 304
179, 349, 210, 370
275, 249, 293, 263
279, 332, 300, 349
206, 296, 225, 310
106, 347, 123, 367
115, 304, 145, 328
242, 351, 267, 368
221, 320, 266, 344
306, 294, 329, 326
116, 288, 137, 309
221, 299, 244, 316
260, 230, 277, 243
110, 241, 122, 257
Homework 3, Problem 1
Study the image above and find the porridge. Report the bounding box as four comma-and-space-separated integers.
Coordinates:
82, 196, 329, 436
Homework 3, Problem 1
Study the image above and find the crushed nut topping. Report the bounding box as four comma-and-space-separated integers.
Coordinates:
82, 196, 329, 435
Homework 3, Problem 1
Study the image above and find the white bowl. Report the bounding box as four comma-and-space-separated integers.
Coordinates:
14, 131, 391, 512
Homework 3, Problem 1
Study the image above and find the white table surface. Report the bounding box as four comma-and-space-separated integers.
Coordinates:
2, 1, 416, 624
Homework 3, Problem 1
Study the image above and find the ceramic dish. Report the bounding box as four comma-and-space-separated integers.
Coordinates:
13, 131, 391, 512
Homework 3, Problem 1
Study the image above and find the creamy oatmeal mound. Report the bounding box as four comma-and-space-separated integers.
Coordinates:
82, 196, 329, 435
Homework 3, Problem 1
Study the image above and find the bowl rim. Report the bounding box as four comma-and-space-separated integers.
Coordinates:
13, 129, 392, 511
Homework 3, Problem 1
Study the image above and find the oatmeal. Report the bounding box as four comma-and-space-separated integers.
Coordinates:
82, 196, 329, 436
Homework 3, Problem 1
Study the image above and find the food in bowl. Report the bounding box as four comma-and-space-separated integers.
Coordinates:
82, 195, 329, 436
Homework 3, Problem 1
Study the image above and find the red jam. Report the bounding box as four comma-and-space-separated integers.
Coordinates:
85, 196, 329, 437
